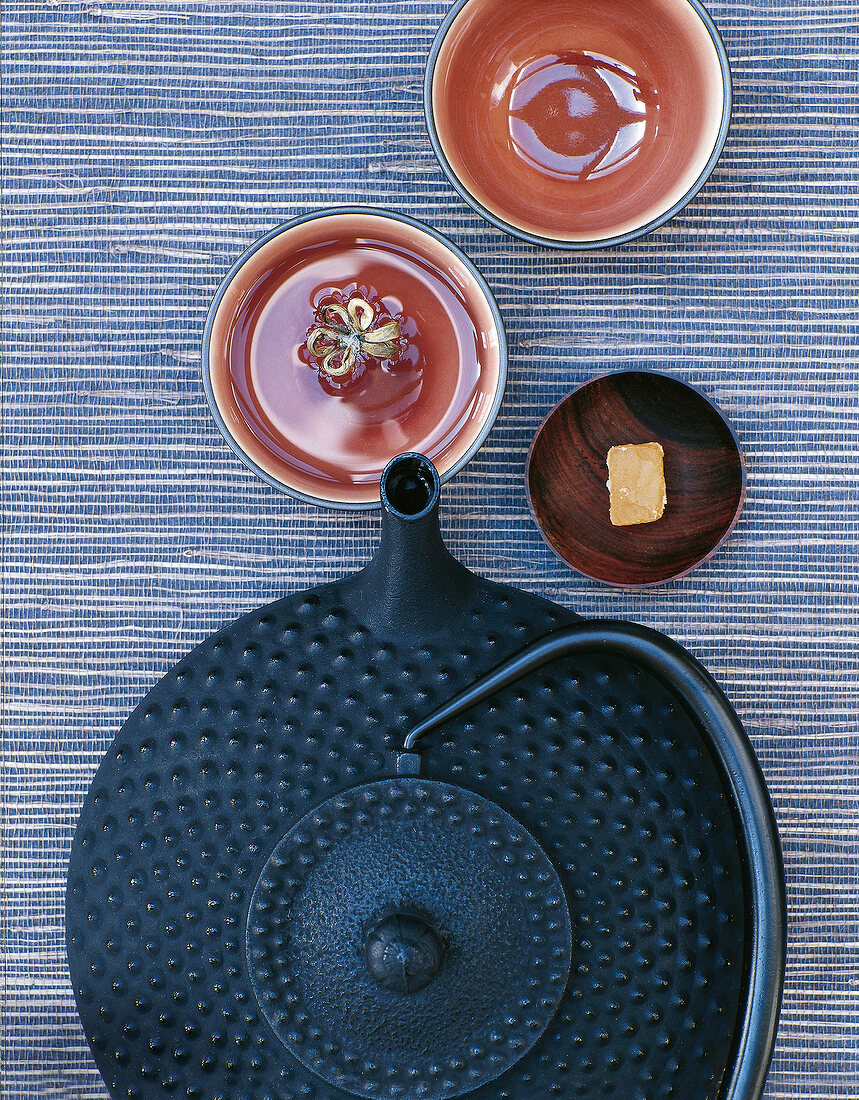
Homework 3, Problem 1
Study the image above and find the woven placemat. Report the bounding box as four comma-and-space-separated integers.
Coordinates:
2, 1, 857, 1096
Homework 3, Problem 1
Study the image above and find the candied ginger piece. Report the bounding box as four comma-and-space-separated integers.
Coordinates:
606, 442, 667, 527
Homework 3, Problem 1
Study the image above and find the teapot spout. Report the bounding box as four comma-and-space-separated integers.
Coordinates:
351, 454, 473, 639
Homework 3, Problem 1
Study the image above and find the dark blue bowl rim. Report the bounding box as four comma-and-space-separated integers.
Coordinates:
424, 0, 733, 251
201, 206, 509, 511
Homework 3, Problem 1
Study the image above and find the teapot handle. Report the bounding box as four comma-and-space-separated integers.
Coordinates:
398, 619, 725, 774
398, 619, 785, 1100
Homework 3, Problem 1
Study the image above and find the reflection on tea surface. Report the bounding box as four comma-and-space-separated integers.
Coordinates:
501, 51, 658, 182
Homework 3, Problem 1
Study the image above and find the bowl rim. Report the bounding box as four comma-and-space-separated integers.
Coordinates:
201, 206, 509, 510
424, 0, 733, 251
525, 368, 747, 587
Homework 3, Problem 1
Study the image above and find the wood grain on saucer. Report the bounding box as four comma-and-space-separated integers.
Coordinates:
527, 371, 745, 586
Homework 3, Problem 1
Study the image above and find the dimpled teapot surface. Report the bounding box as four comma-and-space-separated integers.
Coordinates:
67, 454, 783, 1100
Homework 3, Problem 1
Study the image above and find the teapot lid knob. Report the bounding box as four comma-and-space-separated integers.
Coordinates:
364, 911, 444, 994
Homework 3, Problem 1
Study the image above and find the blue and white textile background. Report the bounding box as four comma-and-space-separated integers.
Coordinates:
2, 1, 857, 1096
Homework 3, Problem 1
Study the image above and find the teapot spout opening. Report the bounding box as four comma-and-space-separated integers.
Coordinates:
381, 453, 440, 520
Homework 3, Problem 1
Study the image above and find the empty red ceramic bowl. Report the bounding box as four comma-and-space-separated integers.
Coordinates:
203, 208, 507, 509
426, 0, 731, 249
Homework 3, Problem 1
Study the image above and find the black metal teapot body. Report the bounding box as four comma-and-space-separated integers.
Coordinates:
67, 454, 784, 1100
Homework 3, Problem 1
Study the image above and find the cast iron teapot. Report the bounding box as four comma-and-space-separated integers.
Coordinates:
67, 453, 784, 1100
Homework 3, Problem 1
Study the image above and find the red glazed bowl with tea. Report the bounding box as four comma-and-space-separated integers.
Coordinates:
203, 209, 507, 508
426, 0, 731, 248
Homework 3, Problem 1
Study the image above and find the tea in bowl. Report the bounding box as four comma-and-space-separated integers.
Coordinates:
426, 0, 731, 249
203, 208, 507, 508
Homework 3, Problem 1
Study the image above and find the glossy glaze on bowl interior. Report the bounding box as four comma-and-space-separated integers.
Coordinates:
205, 211, 505, 507
526, 372, 745, 586
429, 0, 728, 245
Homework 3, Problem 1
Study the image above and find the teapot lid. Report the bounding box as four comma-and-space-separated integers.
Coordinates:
247, 778, 571, 1098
